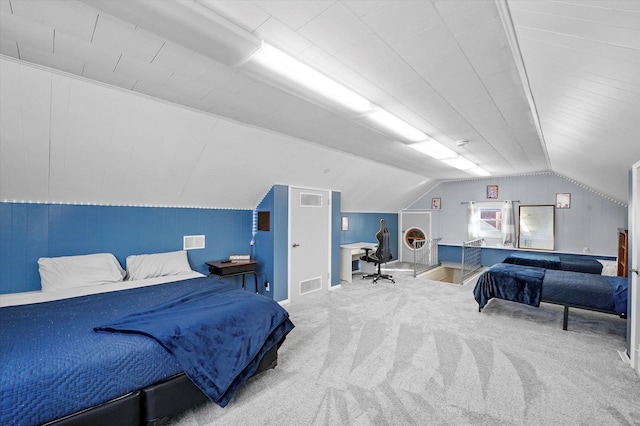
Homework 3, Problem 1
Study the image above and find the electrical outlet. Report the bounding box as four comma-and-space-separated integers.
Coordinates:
265, 281, 270, 291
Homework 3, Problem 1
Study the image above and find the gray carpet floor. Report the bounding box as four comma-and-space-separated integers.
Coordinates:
169, 271, 639, 425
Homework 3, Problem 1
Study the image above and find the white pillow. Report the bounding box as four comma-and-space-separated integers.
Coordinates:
126, 250, 193, 281
38, 253, 126, 291
597, 259, 618, 276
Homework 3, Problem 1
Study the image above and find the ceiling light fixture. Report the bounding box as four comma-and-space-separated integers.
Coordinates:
362, 108, 427, 142
409, 140, 457, 160
467, 167, 491, 177
442, 156, 478, 170
241, 42, 373, 115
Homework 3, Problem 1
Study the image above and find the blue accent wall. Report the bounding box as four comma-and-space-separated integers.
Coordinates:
272, 185, 289, 302
0, 202, 252, 294
340, 212, 399, 260
254, 189, 274, 298
254, 185, 289, 302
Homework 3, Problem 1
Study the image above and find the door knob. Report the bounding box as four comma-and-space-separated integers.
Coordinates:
292, 243, 300, 248
631, 268, 639, 275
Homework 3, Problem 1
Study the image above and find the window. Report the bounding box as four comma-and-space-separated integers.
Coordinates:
469, 202, 505, 240
479, 207, 502, 237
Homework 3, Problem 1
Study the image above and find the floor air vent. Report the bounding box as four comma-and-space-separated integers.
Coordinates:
299, 277, 322, 295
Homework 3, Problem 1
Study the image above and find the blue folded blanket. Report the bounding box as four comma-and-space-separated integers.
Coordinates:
95, 285, 294, 407
474, 263, 546, 309
502, 252, 561, 269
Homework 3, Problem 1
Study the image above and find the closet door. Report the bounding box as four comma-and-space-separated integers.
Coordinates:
289, 187, 330, 303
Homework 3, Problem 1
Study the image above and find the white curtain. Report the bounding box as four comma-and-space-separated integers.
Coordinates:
467, 201, 480, 240
501, 200, 515, 247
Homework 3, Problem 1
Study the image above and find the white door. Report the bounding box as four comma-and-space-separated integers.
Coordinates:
289, 187, 330, 303
630, 161, 640, 377
399, 211, 431, 263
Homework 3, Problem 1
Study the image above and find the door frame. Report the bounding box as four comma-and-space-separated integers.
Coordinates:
629, 161, 639, 377
287, 186, 332, 303
399, 210, 432, 263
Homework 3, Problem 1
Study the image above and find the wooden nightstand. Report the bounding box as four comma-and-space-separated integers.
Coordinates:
206, 260, 258, 293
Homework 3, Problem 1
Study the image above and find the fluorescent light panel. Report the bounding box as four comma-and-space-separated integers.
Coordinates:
409, 140, 456, 160
247, 43, 372, 114
468, 167, 491, 177
365, 108, 427, 142
442, 156, 478, 170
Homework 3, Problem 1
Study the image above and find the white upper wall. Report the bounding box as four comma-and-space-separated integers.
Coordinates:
410, 173, 627, 256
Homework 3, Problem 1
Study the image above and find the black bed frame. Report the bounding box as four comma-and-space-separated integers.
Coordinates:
541, 299, 627, 331
44, 344, 279, 426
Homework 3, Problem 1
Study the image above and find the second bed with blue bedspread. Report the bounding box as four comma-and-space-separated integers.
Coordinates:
473, 263, 627, 330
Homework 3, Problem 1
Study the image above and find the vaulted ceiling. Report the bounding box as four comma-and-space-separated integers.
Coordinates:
0, 0, 638, 210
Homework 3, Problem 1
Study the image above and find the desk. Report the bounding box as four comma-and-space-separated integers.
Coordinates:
340, 242, 377, 282
206, 260, 258, 293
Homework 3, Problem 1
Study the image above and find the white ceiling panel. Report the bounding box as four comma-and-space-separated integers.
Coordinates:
251, 0, 334, 31
361, 0, 440, 45
0, 11, 53, 52
333, 34, 398, 74
0, 0, 637, 210
391, 22, 459, 66
297, 2, 372, 55
54, 31, 121, 70
151, 42, 216, 80
92, 15, 164, 64
434, 0, 500, 35
10, 0, 97, 42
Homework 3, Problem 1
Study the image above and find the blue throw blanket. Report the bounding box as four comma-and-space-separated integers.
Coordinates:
605, 276, 629, 314
474, 263, 546, 310
95, 285, 294, 407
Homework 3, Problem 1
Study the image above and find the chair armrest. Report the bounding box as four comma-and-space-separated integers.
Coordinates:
360, 247, 377, 263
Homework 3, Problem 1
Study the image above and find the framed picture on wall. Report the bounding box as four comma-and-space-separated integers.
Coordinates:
486, 185, 498, 199
431, 198, 441, 209
556, 193, 571, 209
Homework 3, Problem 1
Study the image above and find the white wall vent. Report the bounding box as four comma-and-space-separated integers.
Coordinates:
300, 192, 322, 207
183, 235, 205, 250
299, 277, 322, 295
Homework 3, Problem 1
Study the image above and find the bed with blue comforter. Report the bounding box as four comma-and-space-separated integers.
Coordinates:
0, 277, 294, 426
473, 263, 628, 330
502, 252, 604, 274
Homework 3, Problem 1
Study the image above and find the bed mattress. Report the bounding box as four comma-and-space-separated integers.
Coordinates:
541, 269, 628, 313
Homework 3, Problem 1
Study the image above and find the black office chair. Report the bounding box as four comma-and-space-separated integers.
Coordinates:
360, 219, 395, 283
